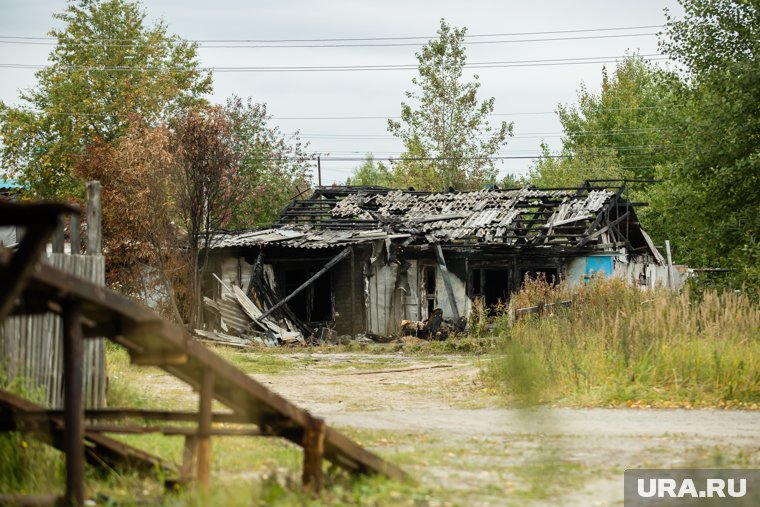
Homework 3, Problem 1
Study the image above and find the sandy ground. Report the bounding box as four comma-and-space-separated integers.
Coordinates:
144, 352, 760, 506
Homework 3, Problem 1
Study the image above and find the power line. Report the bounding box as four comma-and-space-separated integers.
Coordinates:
1, 146, 676, 163
309, 144, 679, 155
0, 25, 663, 44
0, 32, 658, 49
292, 127, 669, 140
4, 105, 670, 119
292, 151, 673, 162
259, 145, 679, 160
0, 54, 668, 73
272, 106, 671, 120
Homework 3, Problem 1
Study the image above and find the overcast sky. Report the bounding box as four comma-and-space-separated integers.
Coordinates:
0, 0, 683, 185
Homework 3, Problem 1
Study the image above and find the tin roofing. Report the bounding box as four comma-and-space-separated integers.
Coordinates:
211, 184, 655, 255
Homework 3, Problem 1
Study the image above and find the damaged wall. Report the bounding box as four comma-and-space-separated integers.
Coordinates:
567, 254, 687, 289
219, 255, 254, 296
365, 262, 400, 336
332, 254, 366, 335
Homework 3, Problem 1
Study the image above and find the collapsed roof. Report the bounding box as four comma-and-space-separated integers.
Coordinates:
211, 183, 662, 258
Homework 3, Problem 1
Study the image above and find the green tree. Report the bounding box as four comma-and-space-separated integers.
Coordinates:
527, 143, 627, 188
661, 0, 760, 75
654, 0, 760, 287
529, 55, 676, 187
388, 19, 512, 191
223, 96, 314, 229
345, 154, 393, 187
389, 137, 437, 190
0, 0, 211, 197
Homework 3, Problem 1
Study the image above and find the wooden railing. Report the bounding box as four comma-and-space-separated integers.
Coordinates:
0, 200, 406, 507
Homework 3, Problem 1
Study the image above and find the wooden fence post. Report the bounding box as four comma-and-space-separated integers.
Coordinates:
86, 181, 101, 255
665, 240, 675, 289
52, 214, 65, 253
196, 370, 214, 491
62, 301, 84, 507
302, 415, 326, 493
69, 213, 80, 255
179, 435, 198, 483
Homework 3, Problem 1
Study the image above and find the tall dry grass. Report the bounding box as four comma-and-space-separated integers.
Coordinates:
487, 277, 760, 407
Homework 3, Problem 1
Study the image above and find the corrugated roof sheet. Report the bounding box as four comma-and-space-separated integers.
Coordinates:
211, 226, 409, 250
211, 186, 637, 250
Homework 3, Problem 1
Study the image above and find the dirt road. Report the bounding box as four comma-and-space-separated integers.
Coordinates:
146, 351, 760, 506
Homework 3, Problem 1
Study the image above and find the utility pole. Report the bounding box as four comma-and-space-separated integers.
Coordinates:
317, 156, 322, 187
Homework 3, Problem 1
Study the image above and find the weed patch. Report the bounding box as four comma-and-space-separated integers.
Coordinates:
485, 278, 760, 407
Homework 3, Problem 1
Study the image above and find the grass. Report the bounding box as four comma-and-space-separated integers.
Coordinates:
3, 279, 757, 504
485, 277, 760, 408
94, 344, 435, 506
0, 366, 65, 495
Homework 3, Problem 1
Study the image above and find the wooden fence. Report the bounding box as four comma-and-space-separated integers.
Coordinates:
0, 181, 106, 409
0, 253, 106, 408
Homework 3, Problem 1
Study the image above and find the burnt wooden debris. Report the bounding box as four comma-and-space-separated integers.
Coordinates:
0, 201, 406, 506
205, 182, 663, 342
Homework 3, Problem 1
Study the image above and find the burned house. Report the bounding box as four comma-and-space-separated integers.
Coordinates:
203, 183, 670, 342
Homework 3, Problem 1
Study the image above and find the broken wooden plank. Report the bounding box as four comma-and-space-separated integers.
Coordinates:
514, 300, 572, 319
0, 494, 62, 507
302, 415, 326, 493
576, 211, 630, 247
231, 285, 287, 335
339, 364, 454, 376
640, 229, 665, 263
194, 329, 250, 346
196, 370, 214, 491
179, 435, 197, 483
